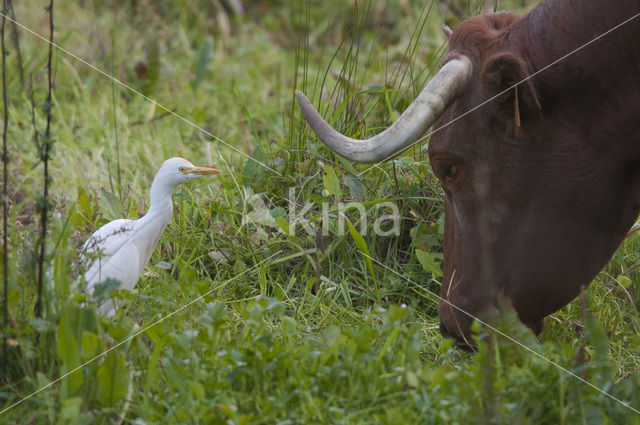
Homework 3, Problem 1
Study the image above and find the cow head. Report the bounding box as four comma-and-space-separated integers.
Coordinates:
296, 10, 640, 345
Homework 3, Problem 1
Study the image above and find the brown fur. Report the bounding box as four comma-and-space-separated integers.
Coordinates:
430, 0, 640, 344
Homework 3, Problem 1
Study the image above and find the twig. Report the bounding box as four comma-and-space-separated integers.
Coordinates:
2, 0, 9, 376
28, 74, 38, 145
6, 0, 23, 87
34, 0, 54, 319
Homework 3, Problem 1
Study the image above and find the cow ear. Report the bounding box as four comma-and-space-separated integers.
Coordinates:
482, 52, 541, 126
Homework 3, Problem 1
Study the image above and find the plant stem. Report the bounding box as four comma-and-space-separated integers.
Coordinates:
1, 0, 9, 376
6, 0, 24, 88
35, 0, 54, 319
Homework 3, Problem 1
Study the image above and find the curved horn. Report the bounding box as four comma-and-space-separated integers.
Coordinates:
442, 24, 453, 40
296, 56, 473, 163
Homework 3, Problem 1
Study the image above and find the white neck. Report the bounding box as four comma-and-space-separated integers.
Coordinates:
147, 179, 177, 223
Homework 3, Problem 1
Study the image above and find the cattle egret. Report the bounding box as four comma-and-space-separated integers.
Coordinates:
81, 157, 220, 316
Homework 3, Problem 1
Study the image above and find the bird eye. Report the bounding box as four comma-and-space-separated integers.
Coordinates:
179, 167, 187, 173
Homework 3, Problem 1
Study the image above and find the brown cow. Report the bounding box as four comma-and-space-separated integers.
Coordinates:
295, 0, 640, 344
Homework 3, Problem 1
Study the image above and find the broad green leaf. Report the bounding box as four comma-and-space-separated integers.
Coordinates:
98, 191, 125, 221
77, 186, 92, 219
411, 222, 440, 251
406, 371, 420, 388
485, 297, 538, 363
81, 331, 100, 361
91, 278, 121, 303
323, 165, 341, 197
57, 308, 83, 396
59, 396, 82, 423
585, 316, 610, 365
29, 318, 57, 333
415, 249, 442, 279
144, 333, 173, 394
188, 380, 206, 400
269, 206, 286, 218
97, 352, 129, 407
376, 326, 400, 366
617, 275, 632, 289
106, 314, 134, 341
346, 174, 364, 201
266, 297, 285, 316
346, 218, 378, 296
161, 357, 190, 397
276, 215, 290, 236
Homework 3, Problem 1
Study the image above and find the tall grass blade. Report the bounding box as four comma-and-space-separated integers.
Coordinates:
346, 217, 379, 299
110, 22, 121, 197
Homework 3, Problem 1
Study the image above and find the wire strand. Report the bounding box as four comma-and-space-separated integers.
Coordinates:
0, 252, 281, 416
0, 12, 282, 177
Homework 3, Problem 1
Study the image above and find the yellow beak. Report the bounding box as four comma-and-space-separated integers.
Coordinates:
184, 166, 221, 175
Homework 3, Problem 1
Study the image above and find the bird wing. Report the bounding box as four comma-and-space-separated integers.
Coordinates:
83, 219, 144, 293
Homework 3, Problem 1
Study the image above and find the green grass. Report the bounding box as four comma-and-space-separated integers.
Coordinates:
1, 0, 640, 423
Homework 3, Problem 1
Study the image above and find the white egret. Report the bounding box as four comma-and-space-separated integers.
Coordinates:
81, 157, 220, 316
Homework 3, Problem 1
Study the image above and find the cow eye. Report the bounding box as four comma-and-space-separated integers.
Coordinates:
442, 164, 458, 182
431, 157, 463, 191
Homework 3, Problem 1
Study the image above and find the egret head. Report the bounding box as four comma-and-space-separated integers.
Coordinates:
158, 157, 220, 185
150, 157, 220, 203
